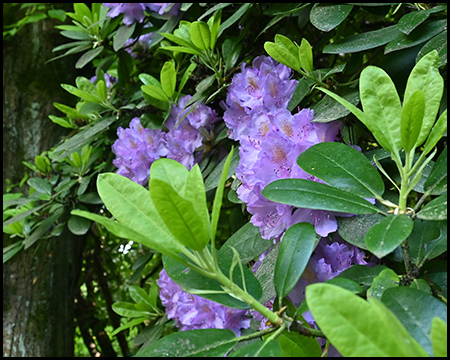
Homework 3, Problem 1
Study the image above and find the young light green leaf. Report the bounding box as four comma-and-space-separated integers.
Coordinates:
150, 178, 210, 251
299, 38, 313, 72
403, 50, 444, 147
431, 317, 447, 357
208, 9, 222, 50
149, 158, 188, 194
360, 66, 402, 154
364, 214, 414, 259
274, 222, 316, 299
416, 194, 447, 220
297, 142, 384, 199
275, 329, 322, 357
422, 109, 447, 156
160, 60, 176, 98
264, 42, 300, 72
274, 34, 298, 58
262, 178, 380, 215
112, 302, 151, 318
141, 84, 169, 102
96, 79, 107, 101
136, 329, 237, 357
306, 283, 428, 357
189, 21, 211, 51
366, 268, 399, 301
401, 90, 425, 152
381, 286, 447, 356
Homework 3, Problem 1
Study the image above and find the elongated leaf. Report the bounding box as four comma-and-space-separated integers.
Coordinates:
114, 22, 136, 51
310, 3, 353, 32
360, 66, 402, 153
274, 222, 316, 298
75, 46, 103, 69
403, 50, 444, 147
204, 150, 239, 192
431, 317, 447, 357
364, 214, 413, 258
217, 3, 252, 38
61, 83, 101, 103
159, 45, 202, 55
208, 9, 222, 50
160, 61, 176, 98
141, 84, 169, 102
381, 287, 447, 356
299, 38, 313, 72
401, 90, 425, 152
297, 142, 384, 199
408, 219, 446, 266
264, 42, 300, 72
416, 194, 447, 220
335, 264, 389, 290
338, 213, 384, 250
423, 147, 447, 195
366, 268, 399, 301
112, 302, 151, 318
136, 329, 237, 357
96, 173, 187, 259
262, 178, 379, 215
306, 283, 428, 357
189, 21, 211, 51
275, 329, 321, 357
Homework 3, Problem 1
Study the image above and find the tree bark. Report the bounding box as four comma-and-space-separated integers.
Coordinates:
3, 4, 85, 357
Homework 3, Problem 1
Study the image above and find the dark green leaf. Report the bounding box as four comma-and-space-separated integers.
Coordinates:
335, 264, 390, 290
397, 6, 446, 35
311, 87, 359, 123
416, 194, 447, 220
218, 3, 252, 38
409, 220, 445, 266
298, 142, 384, 199
67, 214, 92, 235
262, 178, 380, 215
310, 4, 353, 32
75, 46, 103, 69
274, 222, 316, 298
323, 25, 401, 53
365, 214, 414, 258
287, 78, 310, 111
204, 150, 239, 192
423, 147, 447, 195
338, 213, 384, 250
381, 286, 447, 356
416, 30, 447, 67
114, 23, 136, 52
136, 329, 237, 357
229, 339, 281, 357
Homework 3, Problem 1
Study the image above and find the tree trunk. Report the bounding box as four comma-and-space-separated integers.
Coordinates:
3, 4, 85, 357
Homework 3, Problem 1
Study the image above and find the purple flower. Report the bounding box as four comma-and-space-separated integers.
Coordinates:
112, 118, 168, 185
103, 3, 148, 25
157, 269, 251, 336
146, 3, 181, 17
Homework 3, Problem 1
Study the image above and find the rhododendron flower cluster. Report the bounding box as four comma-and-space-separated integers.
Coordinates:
157, 269, 251, 336
222, 55, 343, 240
103, 3, 180, 25
112, 95, 219, 185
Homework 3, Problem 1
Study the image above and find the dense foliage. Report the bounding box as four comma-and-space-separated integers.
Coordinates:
3, 3, 447, 357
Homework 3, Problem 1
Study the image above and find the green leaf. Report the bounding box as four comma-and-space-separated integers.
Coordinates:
229, 339, 281, 357
408, 219, 446, 266
67, 214, 92, 235
114, 22, 136, 51
366, 268, 399, 301
335, 264, 390, 290
401, 90, 425, 152
211, 148, 234, 242
136, 329, 237, 357
310, 87, 359, 123
75, 46, 104, 69
416, 194, 447, 220
287, 78, 310, 111
96, 79, 107, 101
189, 21, 211, 51
299, 38, 313, 72
160, 61, 176, 98
431, 317, 447, 357
149, 158, 188, 194
262, 178, 380, 215
364, 214, 414, 258
204, 149, 239, 192
323, 25, 401, 54
381, 287, 447, 356
274, 34, 299, 61
422, 109, 447, 157
360, 66, 402, 154
338, 213, 384, 250
217, 3, 252, 38
141, 84, 169, 102
27, 177, 52, 195
297, 142, 384, 199
403, 50, 444, 148
112, 302, 151, 318
208, 9, 222, 50
424, 147, 447, 195
274, 222, 316, 298
61, 83, 101, 103
309, 3, 353, 32
95, 173, 187, 261
306, 283, 428, 357
416, 31, 447, 67
264, 42, 300, 72
275, 329, 322, 357
316, 87, 393, 151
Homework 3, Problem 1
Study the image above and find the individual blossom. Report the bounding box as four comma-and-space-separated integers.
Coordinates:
157, 269, 251, 336
146, 3, 181, 17
112, 118, 168, 185
103, 3, 149, 25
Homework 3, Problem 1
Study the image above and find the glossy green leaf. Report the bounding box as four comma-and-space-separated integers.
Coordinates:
299, 38, 313, 72
160, 61, 176, 98
360, 66, 402, 154
401, 90, 425, 152
274, 34, 298, 57
396, 5, 447, 35
95, 173, 187, 260
366, 268, 399, 301
408, 219, 446, 266
96, 79, 107, 101
416, 31, 447, 67
316, 87, 393, 151
431, 317, 447, 357
160, 31, 196, 49
262, 178, 380, 215
208, 9, 221, 50
114, 22, 136, 51
335, 264, 390, 290
136, 329, 237, 357
141, 84, 169, 102
365, 214, 414, 258
61, 83, 101, 103
338, 213, 384, 250
189, 21, 211, 51
275, 329, 322, 357
306, 283, 428, 357
422, 109, 447, 157
112, 301, 151, 318
310, 3, 353, 32
424, 147, 447, 195
310, 87, 359, 123
416, 194, 447, 220
323, 25, 401, 54
381, 286, 447, 356
160, 45, 202, 55
274, 222, 316, 298
150, 178, 209, 251
264, 42, 300, 72
163, 248, 262, 309
297, 142, 384, 199
403, 50, 444, 148
229, 339, 281, 357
